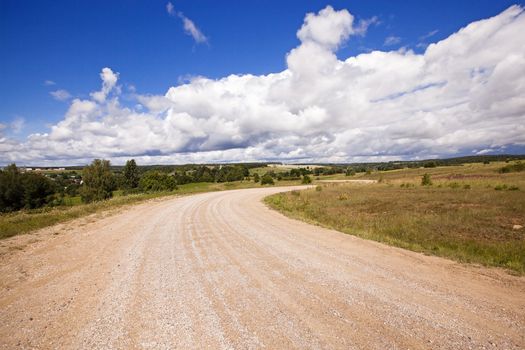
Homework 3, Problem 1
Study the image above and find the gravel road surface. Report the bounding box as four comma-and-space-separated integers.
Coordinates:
1, 186, 524, 349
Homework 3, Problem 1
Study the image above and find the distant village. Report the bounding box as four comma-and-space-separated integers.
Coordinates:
19, 167, 66, 172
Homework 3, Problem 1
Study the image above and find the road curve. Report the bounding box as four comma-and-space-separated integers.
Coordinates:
0, 186, 524, 349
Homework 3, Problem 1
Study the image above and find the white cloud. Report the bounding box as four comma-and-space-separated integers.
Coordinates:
44, 80, 56, 86
384, 35, 401, 46
178, 13, 208, 44
166, 2, 175, 16
1, 5, 525, 165
297, 6, 354, 50
50, 89, 72, 101
90, 67, 119, 103
10, 117, 25, 134
166, 2, 207, 44
354, 16, 380, 36
420, 29, 439, 40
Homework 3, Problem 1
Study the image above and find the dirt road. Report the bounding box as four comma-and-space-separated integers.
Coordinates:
1, 187, 524, 349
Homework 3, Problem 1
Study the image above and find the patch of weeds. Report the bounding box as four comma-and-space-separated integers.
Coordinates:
338, 193, 349, 201
421, 173, 433, 186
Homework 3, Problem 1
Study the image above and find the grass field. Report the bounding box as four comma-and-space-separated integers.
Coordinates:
250, 164, 323, 175
0, 179, 301, 240
265, 162, 525, 274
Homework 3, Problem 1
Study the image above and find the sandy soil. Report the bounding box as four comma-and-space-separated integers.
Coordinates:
0, 186, 524, 349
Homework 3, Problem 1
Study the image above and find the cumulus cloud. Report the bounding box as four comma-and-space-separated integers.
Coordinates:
297, 6, 354, 50
50, 89, 72, 101
1, 5, 525, 165
90, 68, 119, 103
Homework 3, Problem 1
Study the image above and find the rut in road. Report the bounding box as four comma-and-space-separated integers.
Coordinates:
1, 186, 524, 349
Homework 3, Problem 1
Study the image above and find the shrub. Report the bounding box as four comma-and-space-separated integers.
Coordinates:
463, 184, 471, 190
123, 159, 140, 189
400, 183, 415, 188
315, 185, 323, 192
448, 182, 460, 189
291, 190, 300, 196
261, 174, 274, 185
81, 159, 116, 203
499, 161, 525, 174
0, 164, 56, 211
345, 168, 355, 176
139, 171, 177, 192
253, 173, 260, 183
21, 173, 55, 209
0, 164, 24, 212
508, 186, 520, 191
421, 173, 433, 186
301, 175, 312, 184
338, 193, 349, 201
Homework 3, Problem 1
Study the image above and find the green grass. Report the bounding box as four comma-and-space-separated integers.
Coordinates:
0, 191, 176, 240
266, 164, 525, 274
0, 179, 302, 240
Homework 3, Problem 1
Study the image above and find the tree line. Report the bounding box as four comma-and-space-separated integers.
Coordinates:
0, 160, 265, 213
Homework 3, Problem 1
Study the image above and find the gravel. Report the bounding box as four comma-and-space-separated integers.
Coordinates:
1, 186, 524, 349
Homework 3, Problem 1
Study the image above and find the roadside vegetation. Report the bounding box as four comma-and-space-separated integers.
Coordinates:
0, 159, 306, 239
1, 155, 524, 245
0, 179, 304, 240
265, 161, 525, 274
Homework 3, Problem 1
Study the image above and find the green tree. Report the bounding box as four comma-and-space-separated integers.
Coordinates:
81, 159, 115, 203
421, 173, 433, 186
123, 159, 140, 189
253, 173, 260, 183
0, 164, 24, 212
0, 164, 56, 211
139, 171, 177, 192
261, 174, 275, 185
21, 173, 55, 209
301, 175, 312, 184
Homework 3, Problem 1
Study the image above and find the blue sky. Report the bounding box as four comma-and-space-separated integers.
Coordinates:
1, 1, 524, 164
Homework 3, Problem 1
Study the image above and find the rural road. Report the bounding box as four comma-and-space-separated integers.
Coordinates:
1, 186, 524, 349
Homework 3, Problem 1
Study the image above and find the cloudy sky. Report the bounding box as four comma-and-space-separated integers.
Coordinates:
1, 1, 524, 165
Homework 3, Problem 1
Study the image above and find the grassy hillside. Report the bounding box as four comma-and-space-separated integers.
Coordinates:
265, 162, 525, 274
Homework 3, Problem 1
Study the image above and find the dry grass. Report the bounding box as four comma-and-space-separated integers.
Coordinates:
266, 162, 525, 274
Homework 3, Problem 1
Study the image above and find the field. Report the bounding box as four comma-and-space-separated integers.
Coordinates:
0, 179, 301, 240
250, 164, 323, 175
265, 162, 525, 274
